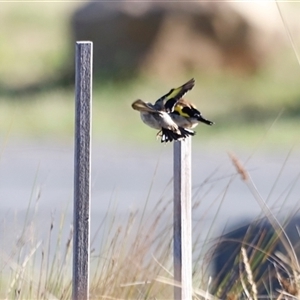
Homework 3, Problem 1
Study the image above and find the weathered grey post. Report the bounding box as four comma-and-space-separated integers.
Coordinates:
73, 41, 93, 300
173, 138, 192, 300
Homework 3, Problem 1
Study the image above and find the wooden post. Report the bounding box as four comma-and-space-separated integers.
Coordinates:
73, 41, 93, 300
173, 138, 192, 300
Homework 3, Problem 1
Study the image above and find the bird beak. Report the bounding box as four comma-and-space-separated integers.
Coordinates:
132, 99, 155, 112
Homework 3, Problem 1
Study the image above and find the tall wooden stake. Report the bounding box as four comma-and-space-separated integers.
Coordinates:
73, 41, 93, 300
173, 138, 192, 300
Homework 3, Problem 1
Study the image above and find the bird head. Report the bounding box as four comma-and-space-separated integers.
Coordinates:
132, 99, 155, 113
173, 100, 198, 118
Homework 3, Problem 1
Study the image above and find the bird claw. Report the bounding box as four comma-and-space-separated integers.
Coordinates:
156, 130, 162, 139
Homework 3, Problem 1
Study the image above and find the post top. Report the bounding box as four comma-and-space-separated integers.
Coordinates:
76, 41, 93, 45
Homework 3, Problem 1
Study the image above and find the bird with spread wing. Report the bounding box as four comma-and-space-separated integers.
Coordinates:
131, 99, 194, 143
131, 78, 213, 143
162, 78, 214, 129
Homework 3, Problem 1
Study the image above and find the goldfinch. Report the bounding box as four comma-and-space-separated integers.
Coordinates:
132, 99, 194, 143
162, 79, 214, 129
169, 98, 214, 129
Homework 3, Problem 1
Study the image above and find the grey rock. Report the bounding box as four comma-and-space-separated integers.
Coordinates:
71, 2, 277, 79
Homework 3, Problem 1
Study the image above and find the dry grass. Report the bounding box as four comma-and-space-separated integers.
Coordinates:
0, 183, 193, 299
208, 152, 300, 300
1, 149, 300, 299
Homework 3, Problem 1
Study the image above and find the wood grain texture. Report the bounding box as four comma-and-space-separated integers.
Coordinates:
173, 138, 192, 300
73, 41, 93, 300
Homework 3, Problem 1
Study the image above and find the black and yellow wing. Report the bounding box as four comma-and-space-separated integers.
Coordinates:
154, 78, 195, 112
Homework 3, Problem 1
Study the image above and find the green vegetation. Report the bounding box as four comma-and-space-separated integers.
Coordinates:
0, 3, 299, 149
0, 74, 299, 150
0, 2, 80, 88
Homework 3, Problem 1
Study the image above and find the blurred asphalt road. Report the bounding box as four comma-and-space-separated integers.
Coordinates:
1, 139, 300, 253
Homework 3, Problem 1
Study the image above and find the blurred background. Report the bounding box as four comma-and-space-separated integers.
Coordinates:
1, 0, 300, 279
